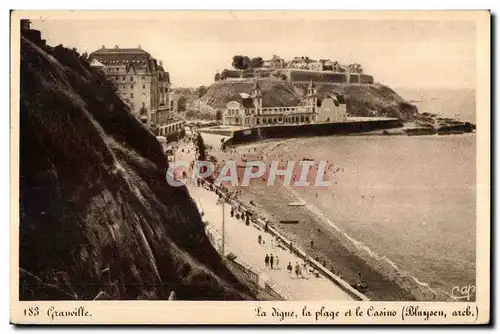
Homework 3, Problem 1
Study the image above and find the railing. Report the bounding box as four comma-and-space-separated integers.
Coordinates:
202, 197, 292, 301
229, 257, 260, 287
259, 222, 370, 301
264, 280, 293, 301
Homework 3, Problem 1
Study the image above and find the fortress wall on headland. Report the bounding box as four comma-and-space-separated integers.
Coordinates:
360, 74, 374, 84
219, 68, 374, 85
287, 70, 348, 83
221, 119, 403, 147
349, 74, 360, 83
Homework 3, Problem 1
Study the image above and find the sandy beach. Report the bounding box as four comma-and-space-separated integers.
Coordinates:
204, 137, 416, 301
202, 132, 474, 301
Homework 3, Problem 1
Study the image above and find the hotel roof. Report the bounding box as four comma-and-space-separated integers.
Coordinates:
89, 47, 154, 66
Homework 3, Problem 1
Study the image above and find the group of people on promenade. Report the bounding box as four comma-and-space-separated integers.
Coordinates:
286, 260, 321, 279
264, 253, 279, 269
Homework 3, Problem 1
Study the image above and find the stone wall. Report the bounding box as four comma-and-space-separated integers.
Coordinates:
222, 119, 403, 147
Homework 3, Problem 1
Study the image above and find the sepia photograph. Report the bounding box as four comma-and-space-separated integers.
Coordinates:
10, 10, 490, 324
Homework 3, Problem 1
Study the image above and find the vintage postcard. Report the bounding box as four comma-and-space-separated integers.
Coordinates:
10, 10, 490, 325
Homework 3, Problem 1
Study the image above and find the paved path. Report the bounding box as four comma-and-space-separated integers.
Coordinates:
174, 142, 353, 301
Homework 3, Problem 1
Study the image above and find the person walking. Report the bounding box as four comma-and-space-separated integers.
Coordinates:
270, 254, 274, 269
265, 254, 269, 268
258, 235, 262, 245
294, 263, 300, 278
287, 262, 293, 276
310, 239, 314, 249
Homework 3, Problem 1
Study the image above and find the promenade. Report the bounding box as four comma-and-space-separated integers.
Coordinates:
175, 142, 353, 301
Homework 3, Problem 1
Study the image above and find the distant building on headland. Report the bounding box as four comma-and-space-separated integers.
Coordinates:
261, 55, 363, 74
222, 80, 347, 127
217, 54, 373, 85
89, 46, 184, 138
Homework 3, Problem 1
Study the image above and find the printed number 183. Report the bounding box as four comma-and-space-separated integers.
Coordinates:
24, 307, 39, 316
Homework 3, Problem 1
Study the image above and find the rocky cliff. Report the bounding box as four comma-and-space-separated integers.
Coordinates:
314, 83, 419, 121
19, 33, 252, 300
201, 79, 418, 121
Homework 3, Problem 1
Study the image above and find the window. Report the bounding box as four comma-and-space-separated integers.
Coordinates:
122, 76, 126, 81
130, 93, 134, 98
142, 76, 145, 80
131, 85, 133, 89
143, 84, 146, 89
130, 76, 134, 82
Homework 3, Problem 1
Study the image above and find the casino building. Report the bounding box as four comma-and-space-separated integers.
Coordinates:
222, 80, 347, 127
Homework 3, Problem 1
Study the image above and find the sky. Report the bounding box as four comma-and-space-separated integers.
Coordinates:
30, 14, 477, 89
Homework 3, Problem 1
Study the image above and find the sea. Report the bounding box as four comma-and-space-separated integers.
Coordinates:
396, 87, 476, 123
280, 87, 477, 299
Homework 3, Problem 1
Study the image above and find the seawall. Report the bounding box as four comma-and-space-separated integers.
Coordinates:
218, 119, 403, 147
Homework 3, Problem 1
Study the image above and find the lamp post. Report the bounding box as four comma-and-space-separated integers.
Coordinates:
220, 189, 235, 259
221, 195, 225, 257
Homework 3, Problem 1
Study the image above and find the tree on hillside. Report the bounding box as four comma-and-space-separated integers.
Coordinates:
215, 109, 223, 121
196, 85, 208, 98
250, 57, 264, 69
196, 133, 207, 162
232, 55, 251, 70
177, 96, 187, 112
220, 69, 230, 80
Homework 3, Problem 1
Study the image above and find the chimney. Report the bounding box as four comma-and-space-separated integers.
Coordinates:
114, 45, 119, 49
21, 19, 31, 31
158, 60, 163, 67
138, 45, 141, 49
101, 45, 105, 49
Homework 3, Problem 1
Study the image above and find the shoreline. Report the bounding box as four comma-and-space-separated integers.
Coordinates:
231, 172, 418, 301
203, 136, 467, 301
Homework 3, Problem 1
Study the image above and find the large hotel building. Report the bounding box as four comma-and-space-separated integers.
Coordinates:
89, 46, 184, 137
